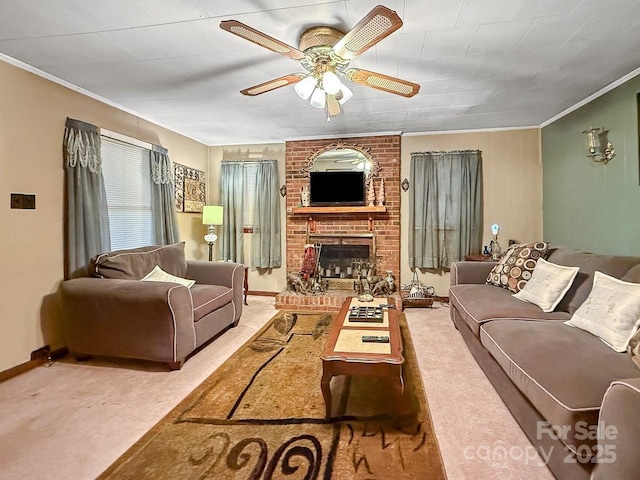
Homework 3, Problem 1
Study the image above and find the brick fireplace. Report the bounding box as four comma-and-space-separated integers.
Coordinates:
275, 135, 401, 311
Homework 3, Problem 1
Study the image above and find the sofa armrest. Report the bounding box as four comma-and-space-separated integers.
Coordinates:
591, 378, 640, 479
450, 261, 496, 286
187, 260, 242, 287
187, 261, 244, 319
60, 278, 196, 363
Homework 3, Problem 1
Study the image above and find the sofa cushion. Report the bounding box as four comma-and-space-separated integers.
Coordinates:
91, 243, 188, 280
546, 247, 640, 314
480, 320, 640, 454
141, 265, 195, 288
191, 284, 234, 322
512, 258, 580, 312
450, 284, 570, 336
486, 241, 549, 293
564, 272, 640, 352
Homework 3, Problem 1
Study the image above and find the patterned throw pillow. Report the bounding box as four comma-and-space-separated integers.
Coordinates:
486, 241, 549, 293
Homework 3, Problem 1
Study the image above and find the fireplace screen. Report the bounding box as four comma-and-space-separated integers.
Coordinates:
317, 244, 370, 279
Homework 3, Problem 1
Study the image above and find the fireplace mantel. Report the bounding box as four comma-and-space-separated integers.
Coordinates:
290, 205, 386, 214
290, 205, 386, 232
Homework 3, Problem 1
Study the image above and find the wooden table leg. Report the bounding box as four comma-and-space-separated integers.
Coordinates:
243, 266, 248, 305
321, 363, 333, 418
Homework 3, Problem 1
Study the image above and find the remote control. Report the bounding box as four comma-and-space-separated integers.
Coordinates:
362, 335, 390, 343
377, 304, 397, 309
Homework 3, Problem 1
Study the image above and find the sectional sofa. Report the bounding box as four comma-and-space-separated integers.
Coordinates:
449, 246, 640, 480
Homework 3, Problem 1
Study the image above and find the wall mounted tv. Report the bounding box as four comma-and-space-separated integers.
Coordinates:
309, 171, 366, 206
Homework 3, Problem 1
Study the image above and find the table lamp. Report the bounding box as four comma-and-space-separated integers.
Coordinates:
202, 205, 223, 261
490, 223, 502, 260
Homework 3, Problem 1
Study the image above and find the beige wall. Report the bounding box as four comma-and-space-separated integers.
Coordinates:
401, 129, 543, 295
0, 54, 544, 372
207, 144, 287, 294
0, 60, 208, 372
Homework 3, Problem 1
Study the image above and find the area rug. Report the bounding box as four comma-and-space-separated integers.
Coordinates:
98, 311, 447, 479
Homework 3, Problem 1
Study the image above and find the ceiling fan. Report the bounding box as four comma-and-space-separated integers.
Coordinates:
219, 5, 420, 121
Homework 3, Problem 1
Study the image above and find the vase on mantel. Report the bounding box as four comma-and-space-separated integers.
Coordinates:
367, 180, 376, 206
377, 178, 385, 206
301, 184, 310, 207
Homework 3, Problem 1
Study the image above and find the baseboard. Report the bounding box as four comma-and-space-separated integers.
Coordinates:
0, 346, 69, 383
247, 290, 278, 297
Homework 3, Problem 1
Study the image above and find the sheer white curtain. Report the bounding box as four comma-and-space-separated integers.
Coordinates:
409, 150, 483, 271
63, 118, 110, 278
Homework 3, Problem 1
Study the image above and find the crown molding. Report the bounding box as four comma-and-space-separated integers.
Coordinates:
541, 66, 640, 128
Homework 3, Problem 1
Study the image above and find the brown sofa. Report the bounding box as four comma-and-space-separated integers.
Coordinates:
449, 246, 640, 480
60, 242, 244, 370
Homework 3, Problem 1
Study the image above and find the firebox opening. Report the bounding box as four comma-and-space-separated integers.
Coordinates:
318, 244, 370, 279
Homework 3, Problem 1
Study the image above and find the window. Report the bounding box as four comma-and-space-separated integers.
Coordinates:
409, 150, 483, 271
243, 163, 258, 228
101, 137, 155, 250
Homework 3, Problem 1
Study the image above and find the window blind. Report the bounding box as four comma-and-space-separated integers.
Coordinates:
101, 137, 154, 250
243, 163, 258, 228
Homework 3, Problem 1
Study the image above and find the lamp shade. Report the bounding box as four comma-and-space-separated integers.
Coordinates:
202, 205, 223, 225
295, 75, 317, 100
310, 87, 326, 109
322, 71, 342, 95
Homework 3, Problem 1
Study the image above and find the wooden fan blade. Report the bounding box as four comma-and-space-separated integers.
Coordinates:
240, 74, 303, 96
345, 68, 420, 98
332, 5, 403, 61
220, 20, 305, 61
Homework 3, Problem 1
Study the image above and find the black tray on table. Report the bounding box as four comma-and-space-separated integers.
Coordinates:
348, 306, 384, 323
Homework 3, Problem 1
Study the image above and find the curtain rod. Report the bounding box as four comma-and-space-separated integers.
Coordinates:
101, 128, 154, 151
410, 149, 481, 155
221, 159, 277, 165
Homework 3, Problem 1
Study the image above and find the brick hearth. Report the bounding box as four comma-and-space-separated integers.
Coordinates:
275, 289, 402, 312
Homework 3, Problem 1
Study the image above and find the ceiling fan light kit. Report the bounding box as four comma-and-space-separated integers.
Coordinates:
220, 5, 420, 121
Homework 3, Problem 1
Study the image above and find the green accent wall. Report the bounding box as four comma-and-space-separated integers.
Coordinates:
542, 74, 640, 255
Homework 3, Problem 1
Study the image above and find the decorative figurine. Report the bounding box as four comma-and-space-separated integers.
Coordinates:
287, 272, 308, 294
301, 184, 310, 207
377, 177, 385, 206
367, 180, 376, 206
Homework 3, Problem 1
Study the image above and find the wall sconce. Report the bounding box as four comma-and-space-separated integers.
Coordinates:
582, 126, 615, 164
280, 184, 287, 197
401, 178, 410, 192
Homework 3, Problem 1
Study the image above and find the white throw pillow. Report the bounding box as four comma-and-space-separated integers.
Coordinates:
513, 258, 579, 312
141, 265, 195, 288
564, 271, 640, 352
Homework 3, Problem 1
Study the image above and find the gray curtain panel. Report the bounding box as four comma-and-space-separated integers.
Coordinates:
409, 150, 483, 271
150, 145, 180, 245
252, 160, 281, 268
220, 162, 245, 263
63, 118, 111, 279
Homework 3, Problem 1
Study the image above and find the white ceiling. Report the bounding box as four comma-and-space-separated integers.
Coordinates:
1, 0, 640, 145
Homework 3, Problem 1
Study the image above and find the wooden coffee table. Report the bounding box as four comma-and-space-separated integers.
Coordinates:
320, 297, 405, 418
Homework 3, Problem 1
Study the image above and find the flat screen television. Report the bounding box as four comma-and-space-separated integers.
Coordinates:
309, 171, 366, 206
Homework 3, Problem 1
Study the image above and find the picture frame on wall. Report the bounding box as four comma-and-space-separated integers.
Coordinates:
174, 163, 206, 213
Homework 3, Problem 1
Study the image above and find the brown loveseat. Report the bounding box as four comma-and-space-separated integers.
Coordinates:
60, 242, 244, 370
449, 246, 640, 480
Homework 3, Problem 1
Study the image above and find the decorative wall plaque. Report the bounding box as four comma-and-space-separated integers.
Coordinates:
174, 163, 206, 213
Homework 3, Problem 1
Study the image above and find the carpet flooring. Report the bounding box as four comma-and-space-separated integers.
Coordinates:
98, 310, 446, 479
0, 296, 554, 479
